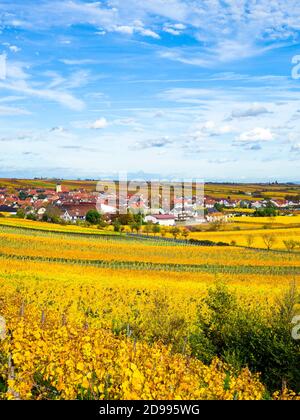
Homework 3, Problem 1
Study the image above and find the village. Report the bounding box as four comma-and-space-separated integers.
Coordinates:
1, 181, 300, 227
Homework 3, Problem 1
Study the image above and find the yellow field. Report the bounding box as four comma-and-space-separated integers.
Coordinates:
0, 217, 116, 236
0, 221, 300, 400
189, 226, 300, 249
234, 215, 300, 225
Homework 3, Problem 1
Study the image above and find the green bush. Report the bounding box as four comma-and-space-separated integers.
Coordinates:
189, 281, 300, 393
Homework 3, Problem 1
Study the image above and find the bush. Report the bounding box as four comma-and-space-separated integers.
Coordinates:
189, 282, 300, 393
26, 213, 37, 221
188, 239, 230, 247
86, 210, 102, 225
16, 208, 26, 219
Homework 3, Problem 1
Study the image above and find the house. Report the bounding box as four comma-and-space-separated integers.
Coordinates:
0, 205, 18, 214
251, 201, 263, 209
61, 204, 96, 222
271, 199, 289, 208
36, 207, 47, 217
206, 212, 228, 223
204, 198, 217, 209
97, 203, 117, 214
144, 214, 176, 226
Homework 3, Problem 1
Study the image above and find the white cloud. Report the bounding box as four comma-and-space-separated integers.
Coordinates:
291, 143, 300, 153
0, 81, 85, 111
5, 0, 300, 65
60, 59, 98, 65
138, 28, 160, 39
230, 105, 272, 119
159, 50, 211, 67
50, 126, 67, 134
89, 117, 108, 129
236, 127, 274, 143
0, 62, 86, 111
114, 25, 134, 35
9, 45, 21, 53
192, 120, 235, 139
163, 22, 186, 36
113, 23, 160, 39
131, 135, 172, 150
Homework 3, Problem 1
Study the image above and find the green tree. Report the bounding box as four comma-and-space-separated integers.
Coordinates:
18, 191, 28, 201
132, 222, 141, 234
152, 224, 161, 236
112, 219, 121, 232
16, 208, 25, 219
143, 224, 152, 236
44, 205, 62, 223
26, 213, 37, 221
86, 209, 102, 225
134, 213, 144, 225
128, 222, 135, 233
214, 203, 224, 212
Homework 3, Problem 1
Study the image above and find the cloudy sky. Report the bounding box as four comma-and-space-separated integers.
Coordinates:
1, 0, 300, 181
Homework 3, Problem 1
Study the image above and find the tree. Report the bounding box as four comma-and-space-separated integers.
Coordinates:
26, 213, 37, 221
97, 219, 108, 228
126, 211, 135, 225
152, 224, 161, 236
181, 228, 190, 241
44, 204, 62, 223
16, 208, 25, 219
170, 226, 180, 239
254, 207, 277, 217
143, 224, 152, 236
283, 239, 299, 253
262, 233, 277, 250
246, 235, 254, 248
86, 209, 102, 225
214, 203, 224, 212
18, 191, 28, 201
160, 227, 167, 237
112, 219, 121, 232
129, 222, 135, 233
208, 220, 224, 231
134, 213, 144, 225
132, 222, 141, 234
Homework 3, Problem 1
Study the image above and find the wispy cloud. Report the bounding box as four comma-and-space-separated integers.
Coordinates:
229, 105, 272, 120
0, 105, 30, 116
0, 62, 86, 111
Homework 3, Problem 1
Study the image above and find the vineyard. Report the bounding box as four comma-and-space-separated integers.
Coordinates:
0, 221, 300, 399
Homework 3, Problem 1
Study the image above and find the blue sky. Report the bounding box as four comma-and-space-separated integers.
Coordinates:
1, 0, 300, 181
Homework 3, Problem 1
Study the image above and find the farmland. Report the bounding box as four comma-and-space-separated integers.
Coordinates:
2, 178, 300, 201
0, 218, 300, 400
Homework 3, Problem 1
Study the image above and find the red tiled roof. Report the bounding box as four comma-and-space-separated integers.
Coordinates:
149, 214, 175, 220
63, 204, 96, 217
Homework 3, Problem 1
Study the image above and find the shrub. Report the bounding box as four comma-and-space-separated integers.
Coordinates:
189, 282, 300, 393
